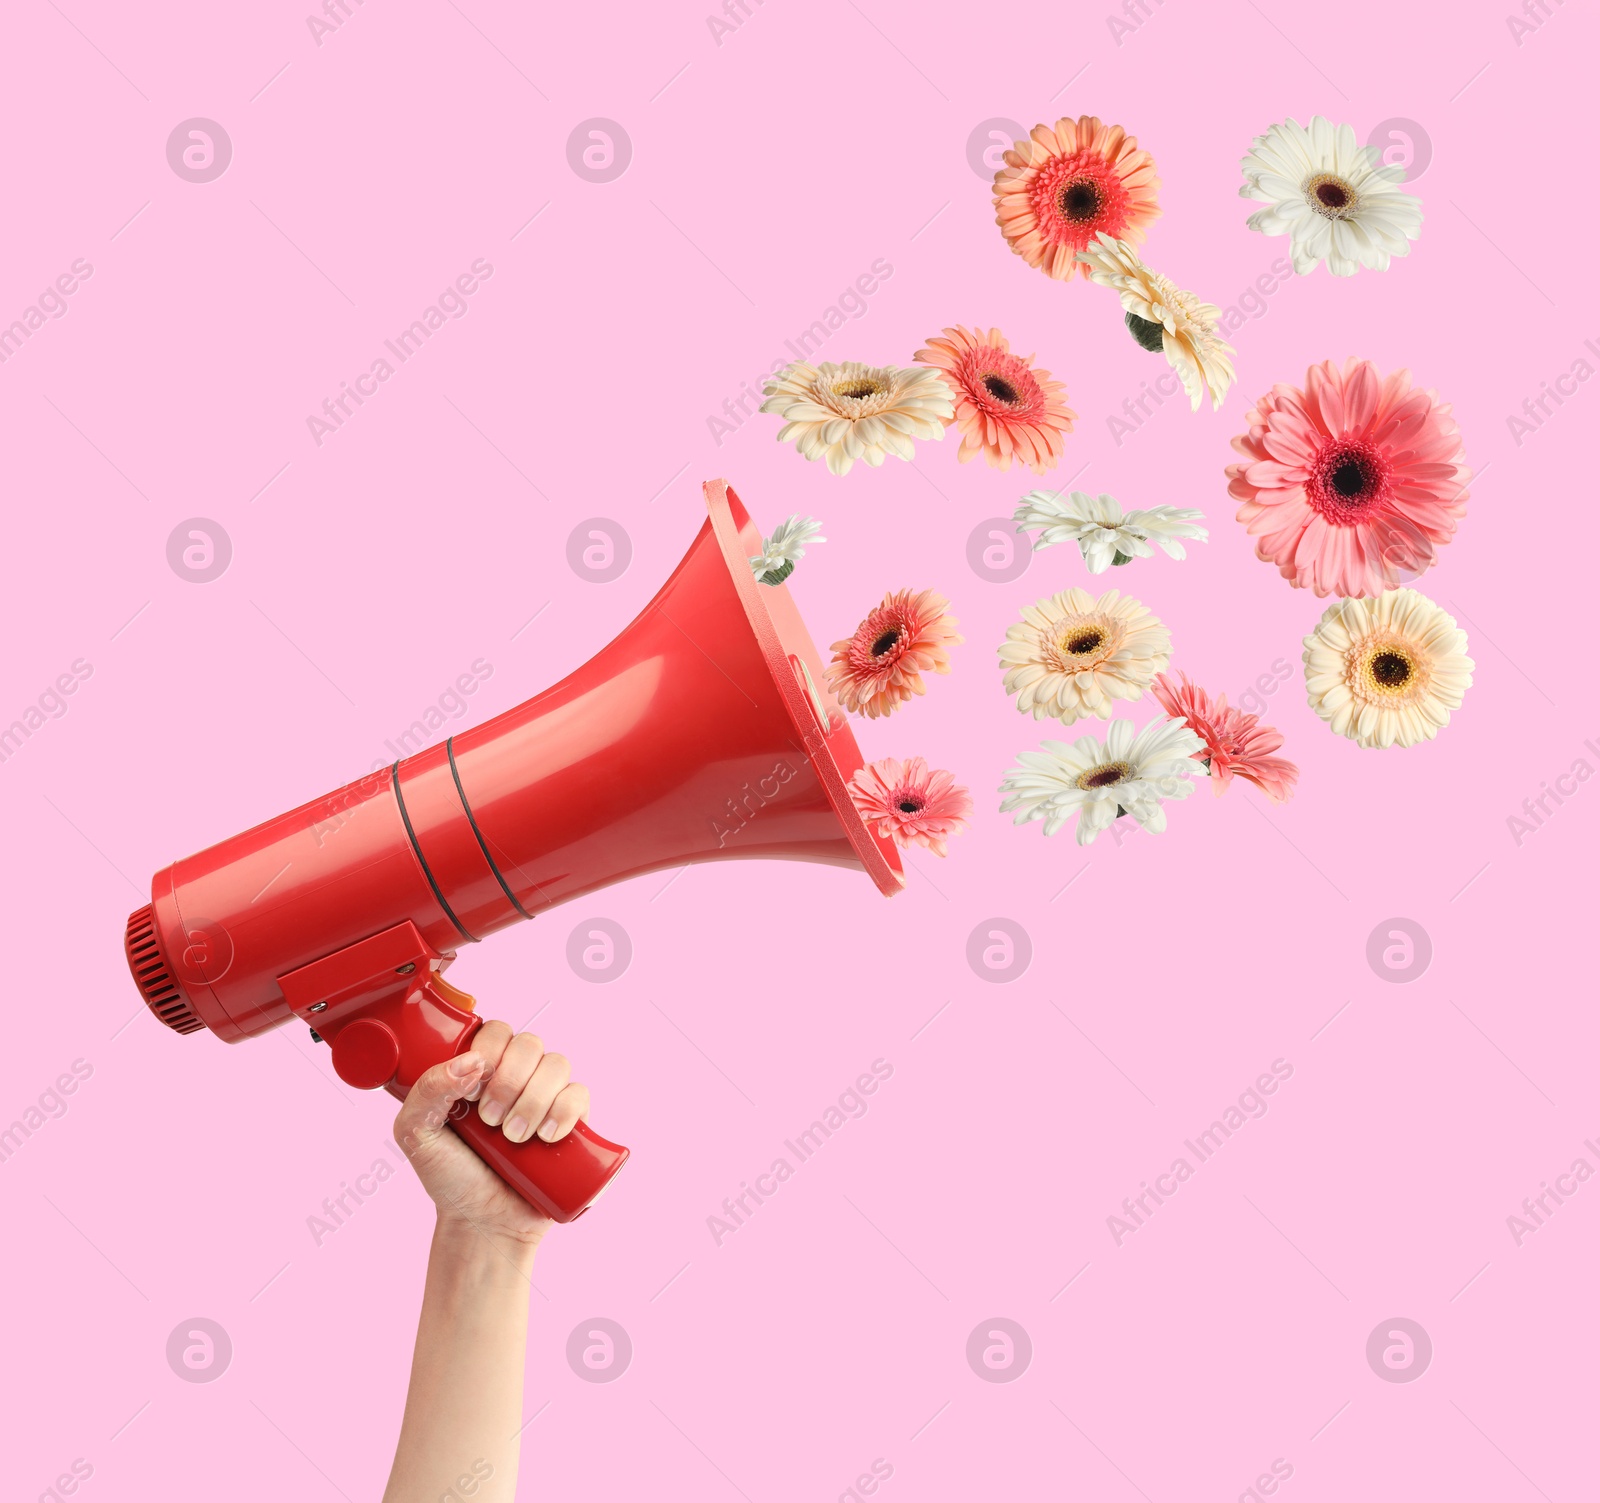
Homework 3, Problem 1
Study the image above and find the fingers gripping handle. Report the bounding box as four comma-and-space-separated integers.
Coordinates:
322, 967, 629, 1223
449, 1108, 630, 1224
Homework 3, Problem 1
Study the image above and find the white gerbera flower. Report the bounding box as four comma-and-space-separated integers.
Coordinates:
999, 715, 1207, 846
1013, 490, 1207, 573
1076, 232, 1236, 410
760, 361, 953, 476
749, 515, 825, 586
1303, 589, 1473, 749
1240, 116, 1422, 277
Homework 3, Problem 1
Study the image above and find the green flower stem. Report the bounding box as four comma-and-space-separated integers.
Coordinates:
758, 559, 796, 587
1125, 311, 1166, 353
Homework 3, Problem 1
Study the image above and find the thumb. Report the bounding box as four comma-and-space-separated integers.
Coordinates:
392, 1051, 485, 1167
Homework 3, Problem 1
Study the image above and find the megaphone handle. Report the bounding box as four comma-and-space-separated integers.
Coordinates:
320, 951, 631, 1223
447, 1108, 630, 1225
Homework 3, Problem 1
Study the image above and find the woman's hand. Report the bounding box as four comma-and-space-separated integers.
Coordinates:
391, 1022, 591, 1253
384, 1021, 585, 1502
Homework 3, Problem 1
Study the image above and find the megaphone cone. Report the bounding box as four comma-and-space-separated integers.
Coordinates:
448, 476, 905, 920
124, 479, 902, 1221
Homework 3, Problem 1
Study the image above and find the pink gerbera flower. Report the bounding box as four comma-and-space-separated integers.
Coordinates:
849, 757, 972, 857
914, 326, 1076, 474
1152, 671, 1299, 803
993, 116, 1161, 281
1226, 358, 1470, 599
825, 588, 962, 719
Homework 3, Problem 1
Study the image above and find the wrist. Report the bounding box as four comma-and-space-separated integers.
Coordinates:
431, 1214, 542, 1278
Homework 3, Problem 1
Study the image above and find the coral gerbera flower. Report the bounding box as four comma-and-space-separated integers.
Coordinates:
1303, 589, 1473, 749
825, 588, 962, 720
914, 326, 1076, 474
849, 756, 972, 857
998, 716, 1206, 846
760, 361, 953, 476
1151, 671, 1299, 802
998, 587, 1171, 725
1227, 358, 1470, 599
1240, 116, 1422, 277
992, 116, 1161, 281
1076, 232, 1235, 411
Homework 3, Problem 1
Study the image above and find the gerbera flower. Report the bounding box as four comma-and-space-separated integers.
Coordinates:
1304, 590, 1473, 749
1227, 357, 1470, 599
760, 361, 953, 476
1076, 232, 1235, 411
749, 515, 824, 586
1240, 116, 1423, 277
1151, 671, 1299, 802
992, 116, 1161, 281
849, 756, 972, 857
825, 588, 963, 720
914, 326, 1076, 474
1013, 490, 1207, 573
998, 716, 1206, 846
998, 587, 1171, 725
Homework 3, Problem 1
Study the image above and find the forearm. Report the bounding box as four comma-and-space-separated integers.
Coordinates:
383, 1219, 538, 1503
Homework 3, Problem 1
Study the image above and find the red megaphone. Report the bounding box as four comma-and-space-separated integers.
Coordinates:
124, 480, 903, 1222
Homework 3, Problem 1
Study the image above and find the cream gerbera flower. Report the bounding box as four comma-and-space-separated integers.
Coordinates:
1303, 589, 1473, 748
1013, 490, 1207, 573
1240, 116, 1423, 277
760, 361, 953, 476
749, 515, 824, 586
998, 715, 1207, 846
1076, 232, 1235, 410
999, 587, 1171, 724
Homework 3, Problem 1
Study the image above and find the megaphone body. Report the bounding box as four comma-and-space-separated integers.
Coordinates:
124, 481, 903, 1221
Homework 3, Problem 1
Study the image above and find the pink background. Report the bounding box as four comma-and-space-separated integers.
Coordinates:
2, 1, 1594, 1498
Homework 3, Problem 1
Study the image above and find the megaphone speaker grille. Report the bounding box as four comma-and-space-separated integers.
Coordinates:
125, 904, 204, 1034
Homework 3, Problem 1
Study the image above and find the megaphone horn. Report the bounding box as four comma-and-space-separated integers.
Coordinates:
124, 479, 904, 1222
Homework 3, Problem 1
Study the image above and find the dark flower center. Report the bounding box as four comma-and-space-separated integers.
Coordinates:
1066, 629, 1104, 655
897, 796, 924, 814
1058, 179, 1101, 222
871, 628, 901, 656
834, 378, 883, 400
1330, 457, 1370, 498
1309, 439, 1390, 523
1078, 761, 1128, 790
1307, 174, 1357, 219
983, 373, 1020, 405
1371, 651, 1412, 688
